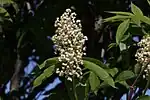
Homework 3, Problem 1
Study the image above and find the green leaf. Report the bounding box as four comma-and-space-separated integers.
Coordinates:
17, 32, 25, 49
131, 15, 141, 26
115, 71, 135, 82
141, 16, 150, 25
119, 81, 129, 89
12, 2, 19, 13
131, 3, 143, 17
104, 15, 131, 22
131, 3, 144, 26
83, 60, 115, 88
33, 65, 55, 88
121, 33, 130, 42
116, 19, 130, 44
105, 68, 118, 77
105, 11, 133, 16
0, 7, 9, 17
147, 0, 150, 6
107, 43, 116, 50
89, 72, 100, 94
134, 63, 141, 74
0, 0, 13, 6
138, 95, 150, 100
39, 57, 58, 69
119, 43, 127, 51
83, 57, 108, 68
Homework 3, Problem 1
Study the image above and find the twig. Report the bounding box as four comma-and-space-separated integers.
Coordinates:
128, 63, 148, 100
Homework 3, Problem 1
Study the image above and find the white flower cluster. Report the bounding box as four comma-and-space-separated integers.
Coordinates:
52, 8, 88, 81
135, 35, 150, 78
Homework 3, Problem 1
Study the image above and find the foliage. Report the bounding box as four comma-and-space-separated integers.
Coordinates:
0, 0, 150, 100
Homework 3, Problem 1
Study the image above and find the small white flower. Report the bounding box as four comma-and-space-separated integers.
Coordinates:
135, 35, 150, 79
52, 8, 88, 81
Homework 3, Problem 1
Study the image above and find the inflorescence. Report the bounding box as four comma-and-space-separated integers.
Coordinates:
135, 35, 150, 78
52, 8, 88, 81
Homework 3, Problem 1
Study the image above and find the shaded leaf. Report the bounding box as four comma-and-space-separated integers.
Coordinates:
33, 65, 55, 88
119, 81, 129, 89
121, 33, 130, 42
134, 63, 141, 74
116, 19, 130, 44
138, 95, 150, 100
39, 57, 58, 69
89, 72, 100, 94
107, 43, 116, 50
83, 57, 108, 68
105, 68, 118, 77
115, 71, 135, 82
84, 80, 90, 100
83, 60, 115, 88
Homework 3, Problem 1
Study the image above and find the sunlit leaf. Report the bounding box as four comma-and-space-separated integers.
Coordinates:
131, 15, 141, 26
119, 43, 127, 51
116, 19, 130, 44
115, 71, 135, 82
147, 0, 150, 6
104, 15, 131, 22
0, 0, 13, 6
131, 3, 143, 17
141, 16, 150, 25
105, 11, 133, 16
33, 65, 55, 88
0, 7, 9, 17
83, 60, 115, 88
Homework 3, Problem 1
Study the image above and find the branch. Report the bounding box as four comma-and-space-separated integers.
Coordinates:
10, 55, 23, 99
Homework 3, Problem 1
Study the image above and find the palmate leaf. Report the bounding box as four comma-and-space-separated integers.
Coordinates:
33, 65, 56, 88
83, 60, 115, 88
116, 19, 130, 44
